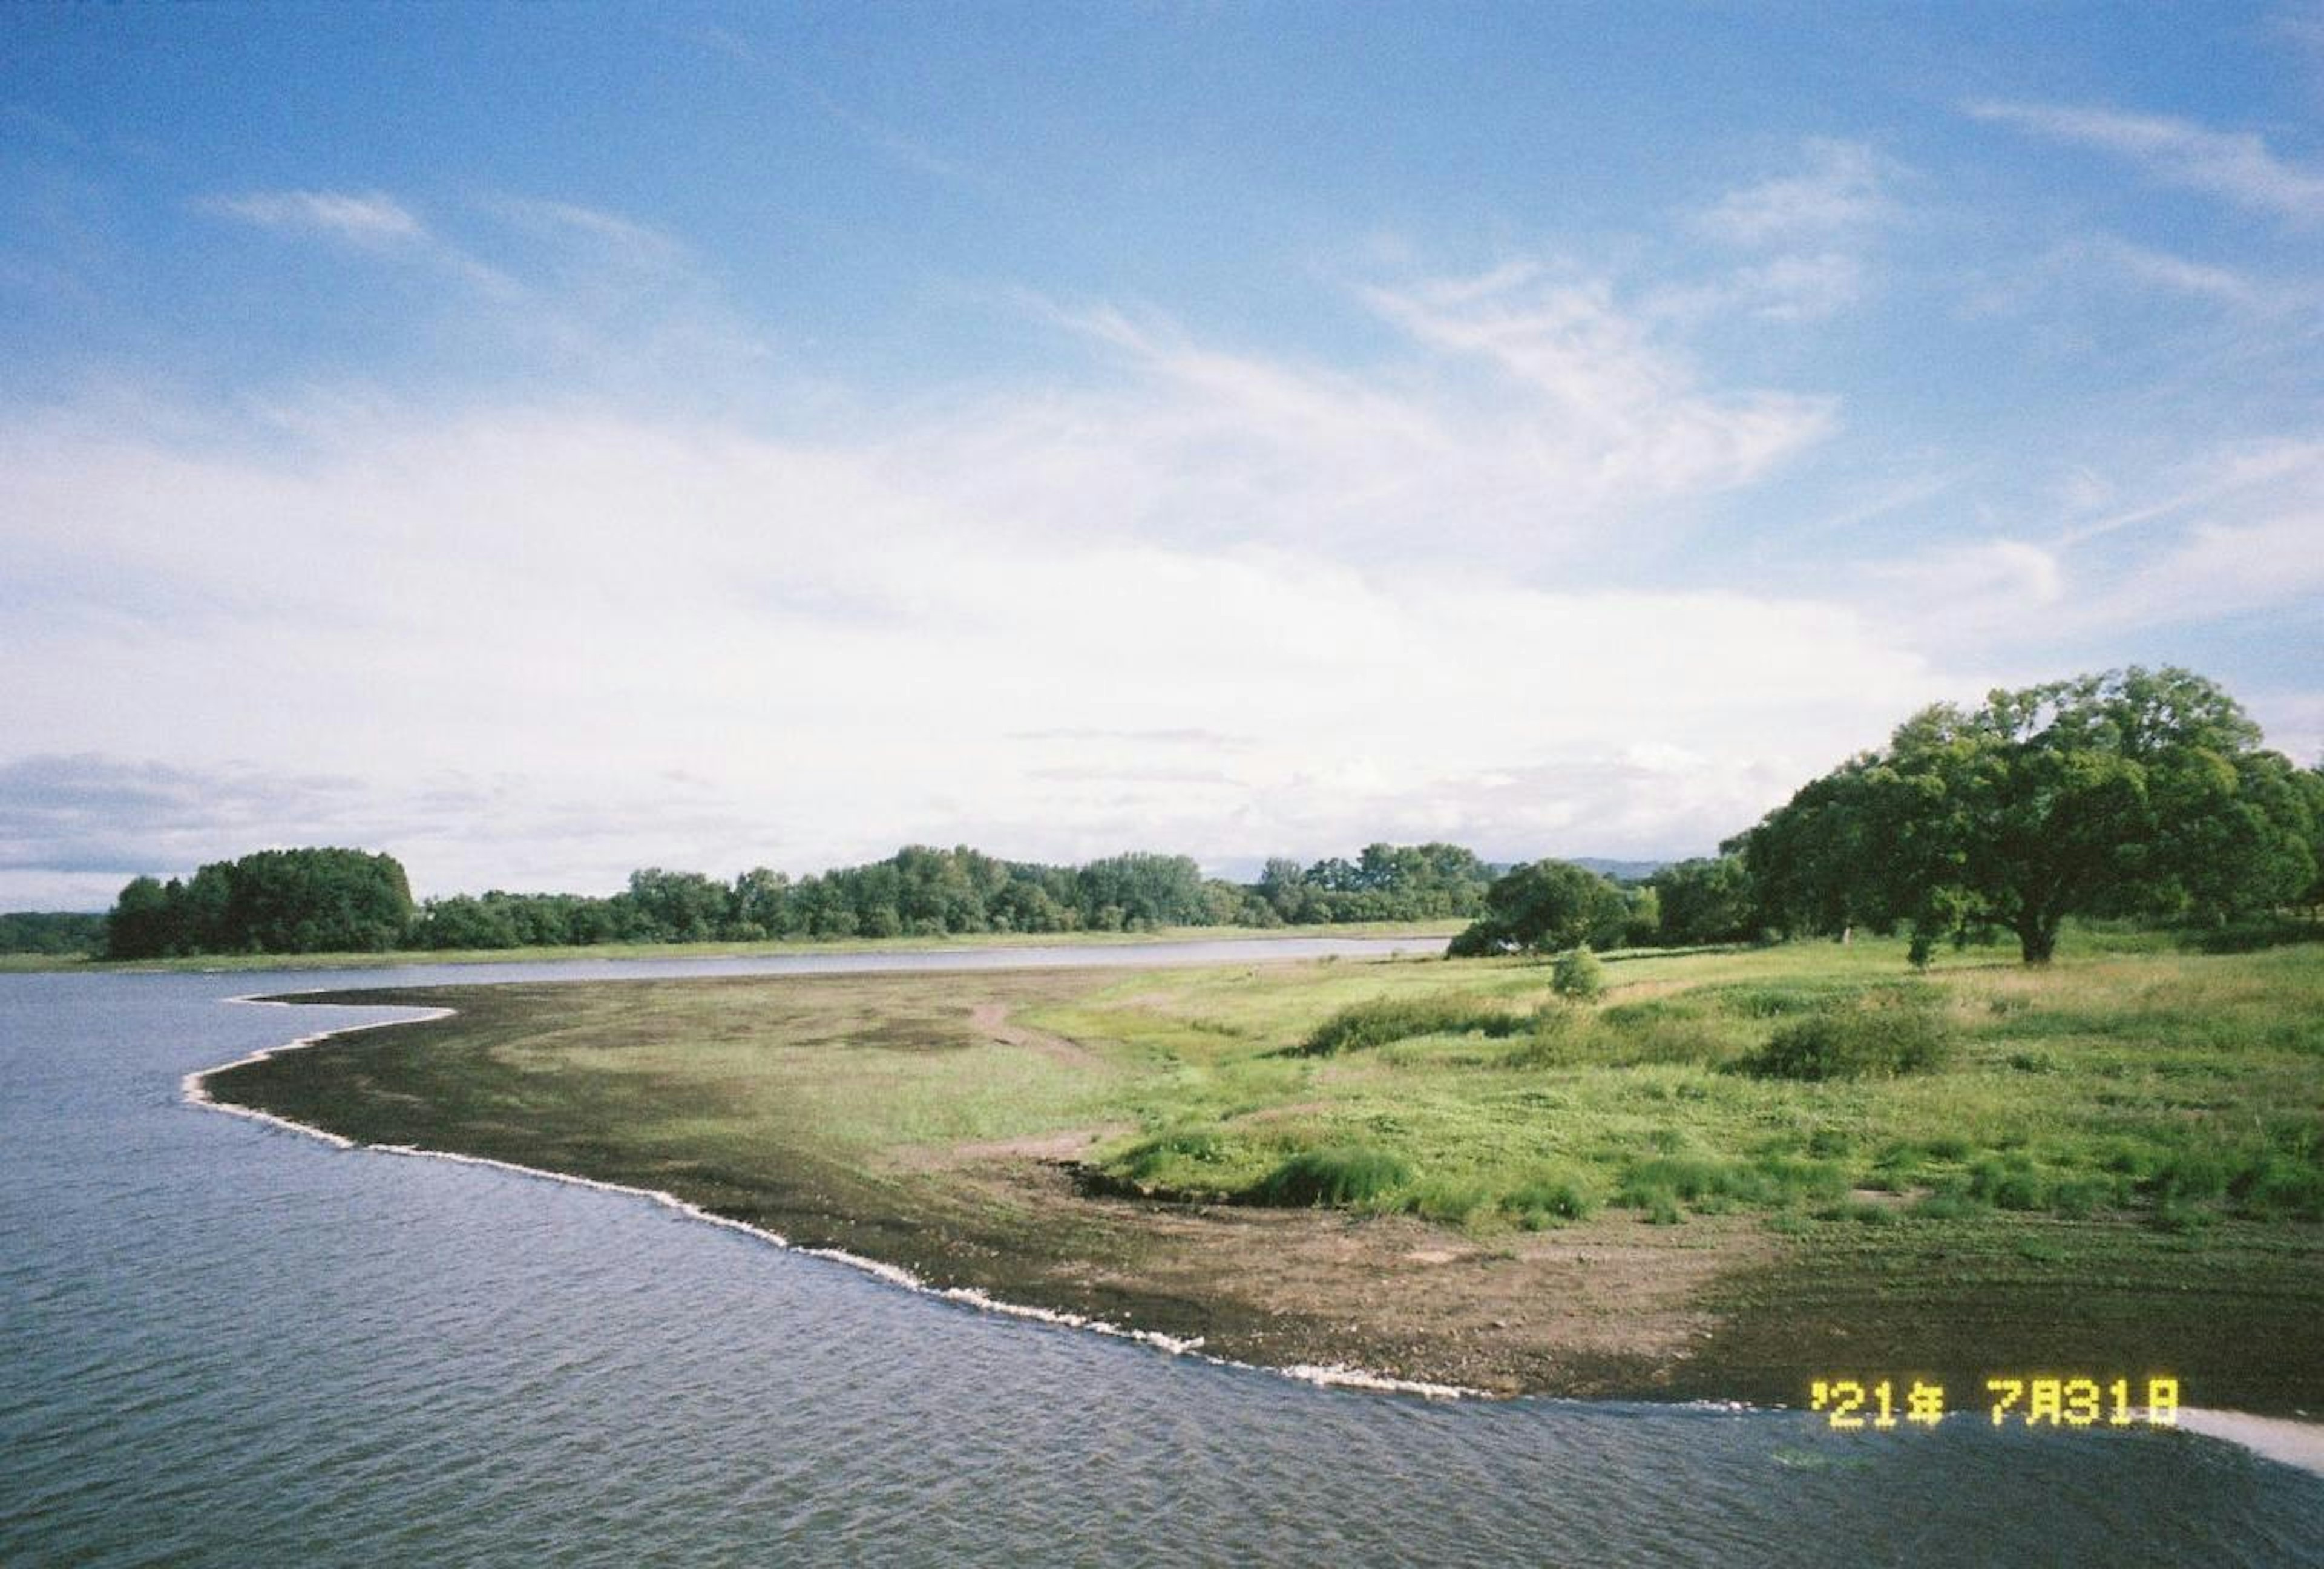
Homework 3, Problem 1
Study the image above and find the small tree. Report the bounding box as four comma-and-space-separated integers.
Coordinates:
1551, 944, 1606, 1001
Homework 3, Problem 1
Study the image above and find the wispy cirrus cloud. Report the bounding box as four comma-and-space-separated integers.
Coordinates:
1675, 141, 1897, 323
200, 188, 427, 245
1965, 100, 2324, 222
1353, 264, 1836, 504
1853, 438, 2324, 660
1696, 139, 1896, 247
2069, 234, 2276, 307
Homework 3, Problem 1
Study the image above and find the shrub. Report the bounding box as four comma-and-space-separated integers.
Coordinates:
1968, 1154, 2050, 1211
1503, 1166, 1601, 1227
1599, 1002, 1733, 1067
1551, 944, 1606, 1002
1735, 992, 1955, 1081
1247, 1145, 1413, 1207
1403, 1177, 1493, 1225
1296, 994, 1529, 1056
2230, 1153, 2324, 1219
1617, 1155, 1776, 1213
1912, 1188, 1983, 1220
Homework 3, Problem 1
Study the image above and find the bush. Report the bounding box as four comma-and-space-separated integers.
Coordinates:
1551, 944, 1606, 1002
1618, 1155, 1770, 1212
1735, 992, 1955, 1081
1599, 1000, 1733, 1066
1296, 994, 1530, 1056
1247, 1146, 1413, 1207
1403, 1177, 1493, 1225
1502, 1166, 1601, 1227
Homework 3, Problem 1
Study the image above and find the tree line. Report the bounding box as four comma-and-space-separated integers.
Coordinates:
91, 841, 1500, 959
70, 667, 2324, 965
0, 911, 109, 955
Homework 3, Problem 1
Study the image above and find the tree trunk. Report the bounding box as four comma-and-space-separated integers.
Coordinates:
2017, 916, 2058, 965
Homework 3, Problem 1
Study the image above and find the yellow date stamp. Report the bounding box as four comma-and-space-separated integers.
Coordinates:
1809, 1375, 2179, 1430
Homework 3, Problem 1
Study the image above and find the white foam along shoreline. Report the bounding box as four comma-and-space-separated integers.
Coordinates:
2176, 1408, 2324, 1479
190, 994, 2324, 1468
189, 993, 1479, 1401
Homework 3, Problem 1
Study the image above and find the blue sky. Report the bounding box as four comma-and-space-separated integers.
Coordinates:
4, 2, 2321, 906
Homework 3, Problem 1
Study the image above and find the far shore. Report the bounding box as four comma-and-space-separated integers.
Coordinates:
0, 918, 1466, 975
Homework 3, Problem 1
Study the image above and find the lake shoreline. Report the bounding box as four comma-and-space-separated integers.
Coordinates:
187, 998, 2324, 1479
191, 944, 2324, 1462
188, 995, 1482, 1400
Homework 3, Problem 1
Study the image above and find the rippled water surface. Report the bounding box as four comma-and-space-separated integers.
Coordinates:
5, 949, 2321, 1566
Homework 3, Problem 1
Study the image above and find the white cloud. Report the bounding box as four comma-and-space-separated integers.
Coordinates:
1966, 100, 2324, 222
2073, 235, 2271, 306
1857, 538, 2067, 651
202, 189, 426, 245
1353, 267, 1836, 506
0, 387, 1932, 900
1650, 251, 1867, 324
1697, 140, 1894, 246
1876, 441, 2324, 646
2092, 510, 2324, 628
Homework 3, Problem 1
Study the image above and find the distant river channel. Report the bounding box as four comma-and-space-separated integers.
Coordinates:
5, 941, 2321, 1566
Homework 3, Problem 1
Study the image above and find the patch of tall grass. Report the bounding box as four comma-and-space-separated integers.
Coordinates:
1248, 1145, 1413, 1207
1296, 994, 1534, 1056
1735, 989, 1955, 1081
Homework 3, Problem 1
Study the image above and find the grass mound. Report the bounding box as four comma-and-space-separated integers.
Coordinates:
1735, 990, 1954, 1081
1111, 1127, 1226, 1186
1502, 1166, 1601, 1228
1247, 1145, 1413, 1206
1296, 993, 1531, 1056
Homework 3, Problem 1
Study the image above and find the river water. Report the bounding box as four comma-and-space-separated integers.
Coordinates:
5, 942, 2320, 1566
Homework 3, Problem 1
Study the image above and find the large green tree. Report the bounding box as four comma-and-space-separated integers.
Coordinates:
1649, 855, 1756, 945
108, 847, 413, 956
1448, 858, 1630, 956
1736, 668, 2316, 964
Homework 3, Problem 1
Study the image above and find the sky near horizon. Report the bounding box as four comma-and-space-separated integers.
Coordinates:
4, 3, 2322, 907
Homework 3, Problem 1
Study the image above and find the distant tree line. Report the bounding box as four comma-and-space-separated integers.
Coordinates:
1253, 843, 1496, 924
412, 847, 1258, 950
82, 841, 1511, 959
0, 911, 109, 955
65, 669, 2324, 965
419, 841, 1502, 948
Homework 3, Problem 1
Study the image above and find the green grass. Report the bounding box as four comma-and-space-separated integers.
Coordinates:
1048, 937, 2324, 1232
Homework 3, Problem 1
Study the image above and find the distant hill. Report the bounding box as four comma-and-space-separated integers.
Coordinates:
1569, 857, 1672, 883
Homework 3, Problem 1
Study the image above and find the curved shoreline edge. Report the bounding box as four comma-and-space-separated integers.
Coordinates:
188, 994, 1485, 1403
186, 993, 2324, 1476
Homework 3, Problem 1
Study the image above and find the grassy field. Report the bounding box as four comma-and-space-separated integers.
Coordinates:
0, 918, 1461, 973
206, 929, 2324, 1410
